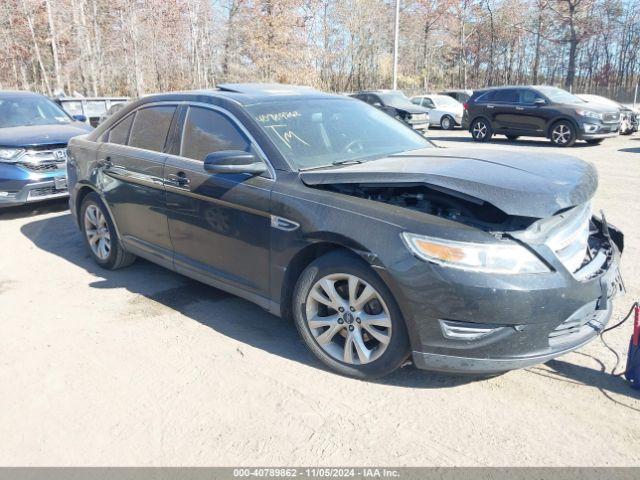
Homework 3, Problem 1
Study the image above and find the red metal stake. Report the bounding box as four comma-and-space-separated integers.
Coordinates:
633, 305, 640, 347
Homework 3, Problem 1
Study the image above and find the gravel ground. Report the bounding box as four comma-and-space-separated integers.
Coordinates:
0, 130, 639, 466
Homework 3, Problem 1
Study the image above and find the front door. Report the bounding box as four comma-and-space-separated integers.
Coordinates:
99, 104, 178, 265
164, 104, 273, 305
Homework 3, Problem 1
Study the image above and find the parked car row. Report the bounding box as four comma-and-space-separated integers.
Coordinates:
0, 84, 626, 381
349, 85, 636, 148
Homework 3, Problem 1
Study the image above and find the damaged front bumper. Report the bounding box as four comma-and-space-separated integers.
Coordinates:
390, 218, 624, 374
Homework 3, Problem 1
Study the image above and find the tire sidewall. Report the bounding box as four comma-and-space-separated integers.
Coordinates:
550, 121, 576, 147
441, 115, 453, 130
471, 118, 492, 142
80, 192, 121, 269
292, 252, 409, 379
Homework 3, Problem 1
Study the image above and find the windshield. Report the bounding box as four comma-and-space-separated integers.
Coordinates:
0, 96, 72, 128
377, 91, 416, 109
435, 96, 461, 108
536, 86, 584, 104
246, 98, 431, 170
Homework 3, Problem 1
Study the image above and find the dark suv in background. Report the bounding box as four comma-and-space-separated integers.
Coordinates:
350, 90, 430, 133
462, 86, 621, 147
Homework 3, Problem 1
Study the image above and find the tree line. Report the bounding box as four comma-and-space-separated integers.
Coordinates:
1, 0, 639, 102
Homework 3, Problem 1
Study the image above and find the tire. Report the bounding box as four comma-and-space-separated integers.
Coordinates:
506, 135, 519, 141
440, 115, 455, 130
470, 118, 493, 142
292, 250, 410, 379
549, 121, 576, 147
586, 139, 604, 145
80, 192, 135, 270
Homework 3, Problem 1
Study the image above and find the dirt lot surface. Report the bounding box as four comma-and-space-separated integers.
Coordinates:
1, 130, 639, 466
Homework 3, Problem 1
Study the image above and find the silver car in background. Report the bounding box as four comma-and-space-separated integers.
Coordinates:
410, 94, 464, 130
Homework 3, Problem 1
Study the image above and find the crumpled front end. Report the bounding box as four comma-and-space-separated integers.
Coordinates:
397, 205, 624, 373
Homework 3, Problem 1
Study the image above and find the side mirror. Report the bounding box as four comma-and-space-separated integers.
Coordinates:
73, 114, 88, 123
203, 150, 267, 176
533, 98, 546, 106
372, 102, 383, 107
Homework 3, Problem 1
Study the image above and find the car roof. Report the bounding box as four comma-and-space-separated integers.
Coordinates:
0, 90, 49, 100
135, 83, 343, 106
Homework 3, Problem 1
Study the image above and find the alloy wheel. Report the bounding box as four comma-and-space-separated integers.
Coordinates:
552, 124, 571, 145
472, 121, 487, 139
305, 273, 392, 365
84, 204, 111, 260
442, 117, 451, 129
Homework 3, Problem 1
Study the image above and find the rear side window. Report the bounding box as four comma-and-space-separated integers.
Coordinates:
492, 89, 517, 103
180, 106, 250, 161
107, 114, 134, 145
474, 91, 494, 103
128, 106, 176, 152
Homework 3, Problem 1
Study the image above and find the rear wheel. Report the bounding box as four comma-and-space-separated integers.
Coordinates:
292, 251, 409, 379
440, 115, 455, 130
81, 192, 135, 270
549, 121, 576, 147
471, 118, 493, 142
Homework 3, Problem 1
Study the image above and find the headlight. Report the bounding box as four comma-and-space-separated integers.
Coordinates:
0, 148, 25, 163
402, 233, 550, 274
575, 109, 603, 120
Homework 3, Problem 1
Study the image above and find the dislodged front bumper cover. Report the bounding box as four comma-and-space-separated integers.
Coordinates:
403, 221, 624, 374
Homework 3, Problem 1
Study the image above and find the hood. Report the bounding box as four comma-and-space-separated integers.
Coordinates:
0, 123, 93, 148
299, 147, 598, 219
569, 101, 619, 114
393, 104, 430, 115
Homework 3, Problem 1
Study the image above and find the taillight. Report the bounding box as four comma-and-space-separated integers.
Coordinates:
463, 102, 468, 110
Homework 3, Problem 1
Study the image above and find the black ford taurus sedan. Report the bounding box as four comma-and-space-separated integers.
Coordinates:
67, 83, 624, 379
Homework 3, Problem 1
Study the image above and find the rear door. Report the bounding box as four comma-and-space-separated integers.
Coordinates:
491, 89, 519, 131
164, 104, 273, 304
99, 104, 178, 266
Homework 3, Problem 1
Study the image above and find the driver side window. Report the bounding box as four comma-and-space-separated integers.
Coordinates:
180, 106, 251, 161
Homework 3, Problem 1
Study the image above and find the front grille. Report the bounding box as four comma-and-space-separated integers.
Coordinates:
18, 146, 67, 173
27, 186, 68, 199
548, 303, 608, 344
603, 112, 620, 123
545, 203, 591, 273
20, 162, 63, 173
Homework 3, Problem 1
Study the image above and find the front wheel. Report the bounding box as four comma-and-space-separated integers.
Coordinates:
471, 118, 493, 142
549, 121, 576, 147
292, 251, 409, 379
440, 115, 455, 130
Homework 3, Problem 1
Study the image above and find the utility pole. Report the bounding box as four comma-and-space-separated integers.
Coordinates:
392, 0, 400, 90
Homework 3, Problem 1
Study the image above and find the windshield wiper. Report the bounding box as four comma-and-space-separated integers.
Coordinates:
298, 159, 364, 172
331, 159, 363, 166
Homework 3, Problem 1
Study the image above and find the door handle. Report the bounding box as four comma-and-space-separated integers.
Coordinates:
487, 104, 495, 109
97, 156, 113, 168
515, 106, 524, 111
167, 172, 191, 188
